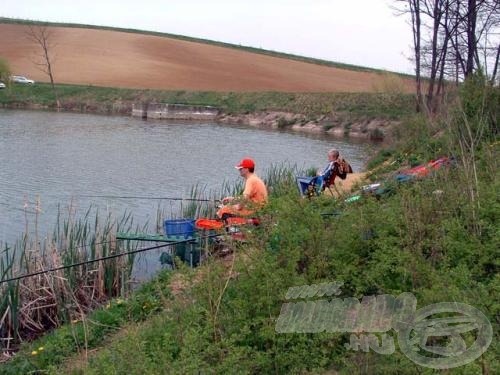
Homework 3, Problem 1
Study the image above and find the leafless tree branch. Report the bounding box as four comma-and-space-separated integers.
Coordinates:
25, 25, 60, 109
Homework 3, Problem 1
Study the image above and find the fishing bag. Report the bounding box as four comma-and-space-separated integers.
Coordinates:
321, 158, 354, 188
336, 158, 353, 180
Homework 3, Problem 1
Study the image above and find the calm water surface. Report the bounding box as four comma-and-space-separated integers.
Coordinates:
0, 109, 370, 262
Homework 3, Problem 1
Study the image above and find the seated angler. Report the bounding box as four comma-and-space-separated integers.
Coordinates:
296, 148, 353, 198
217, 158, 268, 222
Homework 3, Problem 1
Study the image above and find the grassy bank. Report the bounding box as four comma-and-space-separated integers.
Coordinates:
0, 208, 142, 354
0, 167, 294, 363
1, 77, 498, 374
63, 77, 497, 375
0, 83, 415, 120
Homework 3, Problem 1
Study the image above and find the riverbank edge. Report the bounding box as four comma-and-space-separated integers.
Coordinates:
217, 111, 399, 141
2, 78, 498, 374
0, 101, 400, 141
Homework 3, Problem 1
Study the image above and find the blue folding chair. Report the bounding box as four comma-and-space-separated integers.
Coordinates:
296, 162, 343, 198
296, 175, 325, 198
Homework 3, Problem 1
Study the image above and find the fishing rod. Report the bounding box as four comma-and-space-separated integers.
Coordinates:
0, 202, 38, 215
78, 195, 220, 203
0, 233, 222, 285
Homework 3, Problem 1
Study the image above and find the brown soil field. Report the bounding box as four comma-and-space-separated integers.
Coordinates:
0, 23, 413, 92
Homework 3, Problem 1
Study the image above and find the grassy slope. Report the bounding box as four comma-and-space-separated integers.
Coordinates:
0, 82, 415, 120
1, 78, 498, 375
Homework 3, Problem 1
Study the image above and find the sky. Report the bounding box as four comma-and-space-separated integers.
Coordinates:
0, 0, 415, 74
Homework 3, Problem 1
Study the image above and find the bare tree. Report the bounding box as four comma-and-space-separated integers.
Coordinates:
447, 0, 499, 80
412, 0, 424, 111
394, 0, 424, 112
26, 24, 60, 109
395, 0, 500, 113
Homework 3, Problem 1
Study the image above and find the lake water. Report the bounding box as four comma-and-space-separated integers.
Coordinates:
0, 109, 370, 252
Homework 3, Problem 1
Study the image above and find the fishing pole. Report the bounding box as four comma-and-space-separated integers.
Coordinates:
77, 195, 220, 202
0, 202, 38, 215
0, 233, 222, 285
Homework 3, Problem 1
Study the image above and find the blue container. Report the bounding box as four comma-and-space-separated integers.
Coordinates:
164, 219, 195, 238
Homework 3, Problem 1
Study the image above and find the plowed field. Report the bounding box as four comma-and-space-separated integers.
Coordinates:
0, 23, 412, 92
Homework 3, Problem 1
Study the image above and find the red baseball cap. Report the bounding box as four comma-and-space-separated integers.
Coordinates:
235, 158, 255, 169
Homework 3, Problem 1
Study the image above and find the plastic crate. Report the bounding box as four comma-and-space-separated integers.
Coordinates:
163, 219, 195, 238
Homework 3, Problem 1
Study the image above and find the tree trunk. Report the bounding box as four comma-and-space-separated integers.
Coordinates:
490, 44, 500, 85
43, 40, 60, 110
465, 0, 478, 77
410, 0, 423, 112
455, 1, 461, 84
27, 25, 60, 110
436, 0, 451, 102
426, 0, 442, 113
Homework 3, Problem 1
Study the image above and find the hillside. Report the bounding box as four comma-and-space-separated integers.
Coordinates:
0, 22, 413, 93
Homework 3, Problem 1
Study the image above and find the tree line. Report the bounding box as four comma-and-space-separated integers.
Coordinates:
395, 0, 499, 113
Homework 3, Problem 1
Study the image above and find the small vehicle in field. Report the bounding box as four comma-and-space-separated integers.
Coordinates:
11, 75, 35, 84
0, 82, 6, 89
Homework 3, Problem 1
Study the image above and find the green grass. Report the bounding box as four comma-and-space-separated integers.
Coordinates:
0, 163, 301, 373
0, 270, 173, 375
35, 148, 497, 374
1, 75, 497, 374
0, 82, 415, 120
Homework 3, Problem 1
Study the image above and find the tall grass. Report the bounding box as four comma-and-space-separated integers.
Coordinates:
63, 78, 498, 375
0, 76, 497, 373
0, 206, 140, 352
0, 83, 415, 120
179, 163, 301, 218
0, 162, 302, 353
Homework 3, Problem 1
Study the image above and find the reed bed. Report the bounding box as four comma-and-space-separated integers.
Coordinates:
0, 163, 301, 352
0, 206, 140, 352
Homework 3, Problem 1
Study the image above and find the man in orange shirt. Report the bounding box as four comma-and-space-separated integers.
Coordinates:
217, 158, 268, 220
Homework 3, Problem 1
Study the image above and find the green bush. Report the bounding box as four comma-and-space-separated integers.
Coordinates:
1, 77, 498, 374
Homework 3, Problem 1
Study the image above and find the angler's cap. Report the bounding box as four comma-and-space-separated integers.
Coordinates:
235, 158, 255, 170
